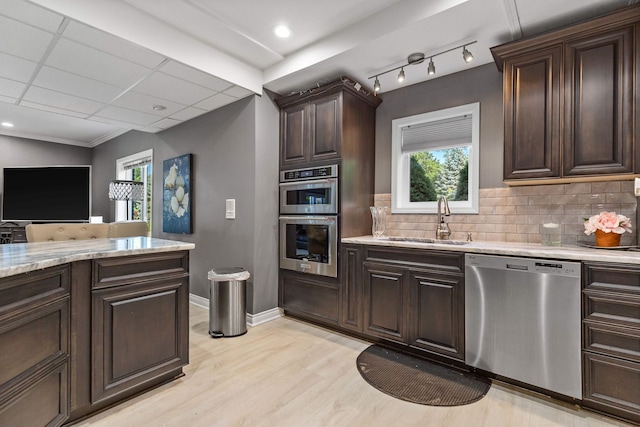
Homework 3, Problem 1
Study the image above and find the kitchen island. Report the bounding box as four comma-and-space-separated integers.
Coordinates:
0, 237, 194, 427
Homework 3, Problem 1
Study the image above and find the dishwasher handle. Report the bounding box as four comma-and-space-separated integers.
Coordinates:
506, 263, 528, 271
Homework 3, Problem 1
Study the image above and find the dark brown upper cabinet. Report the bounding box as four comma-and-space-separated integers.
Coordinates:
492, 5, 640, 183
276, 79, 381, 170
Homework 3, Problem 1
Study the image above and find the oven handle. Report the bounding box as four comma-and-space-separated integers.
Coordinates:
278, 215, 336, 222
278, 179, 336, 186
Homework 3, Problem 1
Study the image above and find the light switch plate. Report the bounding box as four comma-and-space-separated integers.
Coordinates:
225, 199, 236, 219
635, 178, 640, 196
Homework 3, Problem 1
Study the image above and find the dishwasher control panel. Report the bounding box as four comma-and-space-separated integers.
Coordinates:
465, 254, 580, 277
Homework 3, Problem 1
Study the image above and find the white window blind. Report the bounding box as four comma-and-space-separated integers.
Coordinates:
123, 156, 152, 170
401, 115, 472, 153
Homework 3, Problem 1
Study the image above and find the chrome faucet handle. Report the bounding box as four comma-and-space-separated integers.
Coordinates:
467, 232, 473, 242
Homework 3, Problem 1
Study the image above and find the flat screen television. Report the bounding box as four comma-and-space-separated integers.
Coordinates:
2, 166, 91, 222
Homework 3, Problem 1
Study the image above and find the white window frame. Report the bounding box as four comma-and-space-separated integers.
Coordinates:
391, 102, 480, 214
115, 149, 153, 222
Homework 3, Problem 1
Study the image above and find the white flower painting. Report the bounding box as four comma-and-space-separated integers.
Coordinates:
163, 154, 192, 234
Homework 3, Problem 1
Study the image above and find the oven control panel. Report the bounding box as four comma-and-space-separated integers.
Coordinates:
280, 165, 338, 182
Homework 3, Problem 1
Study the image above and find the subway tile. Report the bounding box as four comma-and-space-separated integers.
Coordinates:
564, 182, 592, 194
591, 204, 621, 214
561, 235, 578, 246
479, 206, 496, 215
549, 194, 578, 205
477, 223, 497, 232
592, 181, 621, 193
528, 234, 543, 244
486, 215, 507, 224
621, 180, 634, 192
516, 224, 540, 234
606, 192, 636, 204
481, 197, 507, 207
528, 195, 552, 205
564, 204, 592, 215
506, 196, 529, 206
526, 214, 544, 225
496, 223, 518, 233
516, 205, 540, 215
495, 205, 517, 215
542, 184, 566, 195
485, 232, 507, 241
506, 233, 528, 243
472, 232, 486, 241
514, 186, 540, 196
578, 193, 605, 204
539, 205, 565, 215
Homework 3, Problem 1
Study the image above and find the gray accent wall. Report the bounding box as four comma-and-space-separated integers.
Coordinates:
91, 92, 280, 315
374, 63, 505, 193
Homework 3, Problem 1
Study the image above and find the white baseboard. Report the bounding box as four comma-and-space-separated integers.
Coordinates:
189, 293, 280, 327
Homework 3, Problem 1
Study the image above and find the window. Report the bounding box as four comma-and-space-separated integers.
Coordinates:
391, 103, 479, 214
115, 149, 152, 233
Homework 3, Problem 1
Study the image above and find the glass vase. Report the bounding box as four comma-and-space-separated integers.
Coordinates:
370, 206, 388, 238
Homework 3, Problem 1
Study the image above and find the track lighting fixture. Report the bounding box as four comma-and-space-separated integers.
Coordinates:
368, 41, 476, 93
427, 58, 435, 75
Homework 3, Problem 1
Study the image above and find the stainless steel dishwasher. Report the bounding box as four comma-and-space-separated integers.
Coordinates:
465, 253, 582, 399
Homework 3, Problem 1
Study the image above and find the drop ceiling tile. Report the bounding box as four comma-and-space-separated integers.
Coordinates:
23, 86, 103, 114
63, 21, 166, 68
0, 0, 64, 32
112, 91, 186, 116
160, 60, 234, 92
0, 52, 37, 83
94, 105, 163, 126
132, 71, 217, 106
169, 106, 208, 121
46, 38, 153, 88
223, 85, 253, 99
19, 100, 90, 118
0, 15, 54, 61
0, 77, 26, 98
148, 117, 181, 130
87, 115, 142, 130
32, 66, 123, 103
193, 92, 236, 110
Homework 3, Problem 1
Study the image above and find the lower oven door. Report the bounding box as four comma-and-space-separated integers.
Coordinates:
279, 215, 338, 278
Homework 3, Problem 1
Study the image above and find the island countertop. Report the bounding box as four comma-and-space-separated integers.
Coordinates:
342, 235, 640, 265
0, 237, 195, 278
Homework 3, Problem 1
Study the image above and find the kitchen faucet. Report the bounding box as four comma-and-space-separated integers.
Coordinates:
436, 195, 451, 240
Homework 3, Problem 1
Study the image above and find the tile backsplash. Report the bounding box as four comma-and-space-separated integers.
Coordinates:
375, 180, 637, 246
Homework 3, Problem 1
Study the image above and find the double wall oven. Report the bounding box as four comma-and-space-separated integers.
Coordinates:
279, 165, 339, 277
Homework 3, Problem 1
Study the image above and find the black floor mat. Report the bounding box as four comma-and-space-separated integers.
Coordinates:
356, 345, 491, 406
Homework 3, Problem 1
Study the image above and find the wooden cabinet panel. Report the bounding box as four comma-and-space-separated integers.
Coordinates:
583, 262, 640, 295
93, 252, 189, 289
340, 244, 363, 332
583, 290, 640, 328
409, 271, 465, 360
310, 93, 341, 162
584, 321, 640, 362
280, 272, 339, 325
0, 265, 69, 316
280, 103, 308, 167
563, 26, 634, 176
363, 262, 408, 344
91, 277, 189, 404
503, 46, 561, 180
583, 352, 640, 424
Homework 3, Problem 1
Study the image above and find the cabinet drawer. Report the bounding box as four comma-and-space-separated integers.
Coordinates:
583, 290, 640, 328
583, 352, 640, 424
280, 273, 339, 324
93, 251, 189, 289
584, 321, 640, 362
0, 299, 69, 386
584, 263, 640, 295
0, 265, 69, 320
365, 247, 464, 274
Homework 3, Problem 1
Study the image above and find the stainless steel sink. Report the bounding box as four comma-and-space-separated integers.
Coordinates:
385, 237, 469, 245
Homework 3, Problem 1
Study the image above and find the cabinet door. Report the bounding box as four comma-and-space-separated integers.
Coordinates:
309, 92, 342, 163
563, 26, 634, 176
91, 277, 189, 404
363, 262, 408, 344
409, 271, 464, 360
340, 245, 362, 332
279, 271, 340, 325
503, 46, 561, 180
280, 103, 308, 168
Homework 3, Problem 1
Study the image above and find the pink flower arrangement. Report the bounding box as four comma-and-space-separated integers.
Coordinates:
584, 211, 632, 235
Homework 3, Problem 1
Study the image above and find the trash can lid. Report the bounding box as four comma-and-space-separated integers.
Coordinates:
208, 267, 250, 281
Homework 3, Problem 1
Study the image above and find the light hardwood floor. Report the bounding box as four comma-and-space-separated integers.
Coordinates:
76, 305, 631, 427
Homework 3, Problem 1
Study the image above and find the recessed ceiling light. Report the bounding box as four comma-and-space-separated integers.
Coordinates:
1, 122, 14, 127
274, 25, 292, 38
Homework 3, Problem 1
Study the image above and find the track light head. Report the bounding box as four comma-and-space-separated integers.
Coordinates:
398, 67, 405, 83
462, 46, 474, 63
427, 58, 436, 75
373, 77, 381, 93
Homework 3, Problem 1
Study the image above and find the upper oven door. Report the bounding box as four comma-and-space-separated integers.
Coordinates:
279, 178, 338, 215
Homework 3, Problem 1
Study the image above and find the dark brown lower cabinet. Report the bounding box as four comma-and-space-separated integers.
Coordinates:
279, 270, 340, 326
0, 265, 71, 427
582, 262, 640, 424
409, 271, 465, 360
363, 261, 409, 344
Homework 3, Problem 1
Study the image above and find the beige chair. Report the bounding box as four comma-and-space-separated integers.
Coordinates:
108, 221, 148, 238
26, 223, 110, 242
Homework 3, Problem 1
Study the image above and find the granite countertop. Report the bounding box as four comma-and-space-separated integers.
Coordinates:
342, 235, 640, 265
0, 237, 195, 278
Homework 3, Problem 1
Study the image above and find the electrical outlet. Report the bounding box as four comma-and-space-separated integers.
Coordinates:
225, 199, 236, 219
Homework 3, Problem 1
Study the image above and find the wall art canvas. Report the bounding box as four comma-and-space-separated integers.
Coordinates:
162, 153, 192, 234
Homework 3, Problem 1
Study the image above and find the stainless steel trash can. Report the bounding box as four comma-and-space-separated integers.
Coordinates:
207, 267, 250, 338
